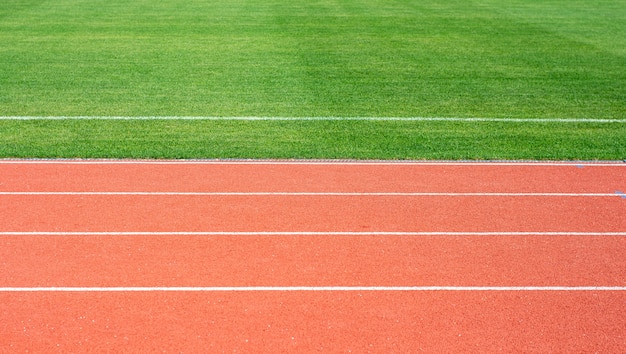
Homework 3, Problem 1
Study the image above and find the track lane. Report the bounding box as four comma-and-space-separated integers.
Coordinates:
1, 292, 624, 352
1, 235, 625, 287
0, 161, 623, 193
1, 194, 624, 232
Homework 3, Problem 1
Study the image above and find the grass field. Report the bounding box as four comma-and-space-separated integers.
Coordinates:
1, 0, 624, 159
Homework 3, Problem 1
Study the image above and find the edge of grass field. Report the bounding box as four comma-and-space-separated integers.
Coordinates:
0, 158, 624, 164
1, 116, 624, 160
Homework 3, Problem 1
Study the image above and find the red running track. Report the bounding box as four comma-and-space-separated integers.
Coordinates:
0, 161, 625, 352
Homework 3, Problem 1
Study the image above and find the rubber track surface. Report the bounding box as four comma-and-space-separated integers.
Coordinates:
0, 161, 624, 352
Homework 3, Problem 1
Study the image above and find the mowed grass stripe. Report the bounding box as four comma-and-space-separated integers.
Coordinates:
1, 0, 624, 118
1, 119, 624, 160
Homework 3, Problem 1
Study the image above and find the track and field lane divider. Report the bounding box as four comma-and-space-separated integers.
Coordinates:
0, 192, 621, 197
0, 160, 624, 166
1, 286, 625, 292
1, 232, 625, 236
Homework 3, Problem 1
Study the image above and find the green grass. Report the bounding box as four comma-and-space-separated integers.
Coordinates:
0, 0, 624, 159
2, 119, 624, 160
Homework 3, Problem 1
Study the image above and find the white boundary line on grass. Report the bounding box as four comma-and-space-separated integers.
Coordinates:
1, 286, 625, 292
1, 116, 626, 123
1, 231, 624, 236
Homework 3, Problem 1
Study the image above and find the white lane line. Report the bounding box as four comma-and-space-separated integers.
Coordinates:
0, 160, 623, 166
1, 232, 624, 236
1, 160, 624, 166
0, 192, 620, 197
1, 286, 625, 292
1, 116, 626, 123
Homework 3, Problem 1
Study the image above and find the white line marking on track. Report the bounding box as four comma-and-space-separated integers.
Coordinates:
0, 160, 623, 166
1, 286, 625, 292
1, 116, 625, 123
1, 232, 624, 236
0, 192, 619, 197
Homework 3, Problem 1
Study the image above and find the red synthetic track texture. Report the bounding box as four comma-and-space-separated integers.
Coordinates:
0, 161, 625, 352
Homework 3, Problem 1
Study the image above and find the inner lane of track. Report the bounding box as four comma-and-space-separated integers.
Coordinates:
1, 161, 624, 193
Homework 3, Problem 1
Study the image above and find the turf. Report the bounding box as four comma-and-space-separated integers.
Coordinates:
2, 119, 624, 160
0, 0, 624, 159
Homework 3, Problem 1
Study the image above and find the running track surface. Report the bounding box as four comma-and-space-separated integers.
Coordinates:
1, 160, 624, 352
